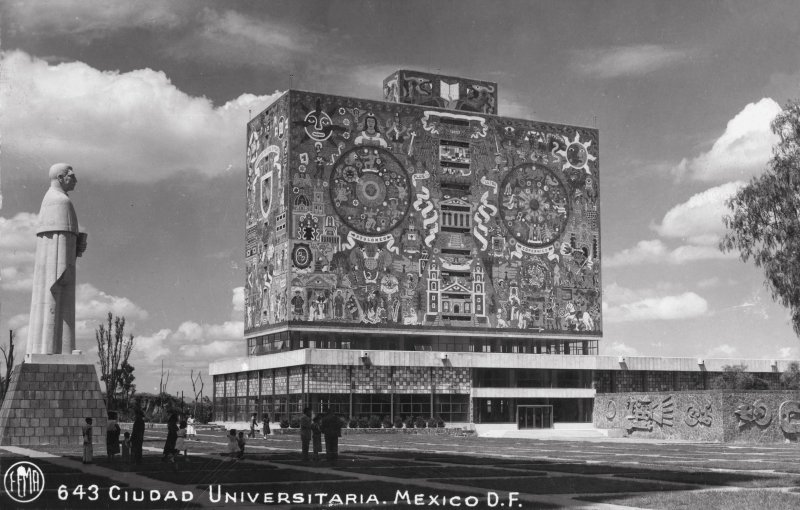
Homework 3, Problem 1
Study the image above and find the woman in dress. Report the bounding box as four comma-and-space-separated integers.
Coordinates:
186, 415, 196, 440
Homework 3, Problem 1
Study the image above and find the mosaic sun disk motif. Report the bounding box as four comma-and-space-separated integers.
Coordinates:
499, 163, 570, 248
330, 146, 412, 236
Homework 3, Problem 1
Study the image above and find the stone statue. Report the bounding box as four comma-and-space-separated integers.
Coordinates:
27, 163, 87, 355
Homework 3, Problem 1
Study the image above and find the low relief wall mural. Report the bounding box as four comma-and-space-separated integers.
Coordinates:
245, 89, 602, 336
595, 391, 800, 443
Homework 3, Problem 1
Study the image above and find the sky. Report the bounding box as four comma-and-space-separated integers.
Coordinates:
1, 0, 800, 396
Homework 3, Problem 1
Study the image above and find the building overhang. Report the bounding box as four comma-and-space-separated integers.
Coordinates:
209, 348, 791, 376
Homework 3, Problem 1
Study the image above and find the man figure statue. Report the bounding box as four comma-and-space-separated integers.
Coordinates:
27, 163, 87, 355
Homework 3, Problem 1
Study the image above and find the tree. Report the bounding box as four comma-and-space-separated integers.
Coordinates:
190, 369, 205, 418
780, 361, 800, 390
721, 101, 800, 335
0, 330, 15, 403
96, 313, 135, 411
115, 361, 136, 411
710, 364, 770, 390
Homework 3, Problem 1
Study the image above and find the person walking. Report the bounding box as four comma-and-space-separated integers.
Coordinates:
320, 407, 342, 464
131, 409, 145, 465
106, 412, 121, 461
299, 408, 312, 460
249, 413, 258, 438
262, 414, 271, 438
82, 417, 93, 464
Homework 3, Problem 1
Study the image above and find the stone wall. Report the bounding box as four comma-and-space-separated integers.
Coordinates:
594, 390, 800, 443
0, 363, 107, 446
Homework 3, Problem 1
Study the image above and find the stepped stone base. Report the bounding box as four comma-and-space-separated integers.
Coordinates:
0, 361, 107, 446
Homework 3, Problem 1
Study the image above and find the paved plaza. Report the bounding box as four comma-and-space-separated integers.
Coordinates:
2, 428, 800, 509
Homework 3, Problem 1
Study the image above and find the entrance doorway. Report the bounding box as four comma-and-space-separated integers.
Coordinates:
517, 405, 553, 429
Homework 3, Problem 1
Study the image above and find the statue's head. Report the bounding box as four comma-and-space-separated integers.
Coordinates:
49, 163, 76, 192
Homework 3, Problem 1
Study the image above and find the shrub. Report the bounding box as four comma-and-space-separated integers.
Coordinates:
414, 416, 427, 428
382, 416, 393, 428
426, 417, 438, 428
279, 419, 289, 429
348, 416, 357, 428
436, 416, 445, 428
289, 415, 300, 428
403, 416, 414, 429
394, 416, 404, 428
357, 416, 369, 428
368, 415, 382, 428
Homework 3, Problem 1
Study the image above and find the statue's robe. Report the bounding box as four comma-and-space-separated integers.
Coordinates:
27, 187, 79, 354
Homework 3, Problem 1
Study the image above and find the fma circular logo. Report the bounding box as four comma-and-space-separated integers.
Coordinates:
3, 461, 45, 503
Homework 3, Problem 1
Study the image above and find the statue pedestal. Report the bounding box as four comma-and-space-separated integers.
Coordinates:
0, 356, 107, 446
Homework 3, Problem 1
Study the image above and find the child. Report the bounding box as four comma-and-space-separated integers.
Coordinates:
176, 421, 187, 460
311, 415, 322, 462
227, 429, 238, 458
249, 413, 258, 438
121, 432, 131, 463
237, 431, 247, 458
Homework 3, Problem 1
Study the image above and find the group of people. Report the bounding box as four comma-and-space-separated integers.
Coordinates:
243, 407, 343, 463
81, 410, 198, 468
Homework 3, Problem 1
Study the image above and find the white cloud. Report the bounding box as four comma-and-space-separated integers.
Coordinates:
604, 240, 667, 267
604, 239, 734, 267
672, 98, 782, 181
232, 287, 245, 313
134, 329, 172, 363
703, 344, 740, 359
571, 44, 697, 78
653, 182, 745, 244
75, 283, 149, 321
130, 319, 244, 363
605, 291, 708, 323
779, 347, 798, 359
1, 51, 283, 183
0, 213, 39, 291
604, 342, 639, 357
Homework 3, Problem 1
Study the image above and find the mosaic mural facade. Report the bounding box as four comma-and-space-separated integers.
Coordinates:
383, 70, 498, 115
245, 86, 602, 338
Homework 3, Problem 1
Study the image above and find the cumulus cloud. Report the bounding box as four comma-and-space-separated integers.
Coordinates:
1, 51, 283, 182
0, 213, 39, 291
571, 44, 698, 78
653, 182, 745, 244
75, 283, 149, 322
605, 290, 708, 323
134, 329, 172, 363
672, 98, 781, 181
604, 239, 734, 267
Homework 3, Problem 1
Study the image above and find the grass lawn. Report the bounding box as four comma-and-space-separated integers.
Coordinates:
335, 465, 546, 478
439, 475, 697, 494
614, 470, 800, 488
578, 488, 800, 509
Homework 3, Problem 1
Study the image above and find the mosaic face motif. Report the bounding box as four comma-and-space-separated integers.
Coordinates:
329, 146, 412, 236
499, 163, 570, 248
303, 109, 333, 142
